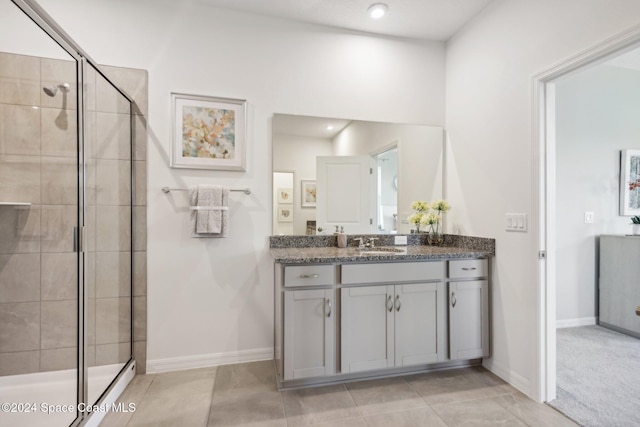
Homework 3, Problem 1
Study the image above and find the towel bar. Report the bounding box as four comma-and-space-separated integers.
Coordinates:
162, 186, 251, 195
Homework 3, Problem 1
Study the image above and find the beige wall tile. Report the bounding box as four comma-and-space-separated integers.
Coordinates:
85, 205, 96, 252
41, 156, 78, 205
101, 65, 148, 117
0, 206, 41, 254
133, 296, 146, 342
133, 115, 147, 161
133, 251, 146, 297
96, 159, 131, 206
95, 297, 131, 345
0, 155, 40, 204
0, 78, 40, 106
0, 53, 40, 80
40, 58, 77, 110
87, 296, 96, 346
40, 347, 77, 371
133, 340, 146, 374
41, 205, 77, 253
40, 107, 77, 157
84, 64, 97, 113
0, 105, 40, 155
87, 344, 96, 367
133, 206, 146, 251
0, 302, 40, 352
96, 251, 131, 298
0, 350, 40, 376
95, 342, 131, 366
96, 206, 131, 252
86, 252, 96, 298
95, 112, 130, 160
133, 161, 146, 206
0, 253, 40, 302
41, 252, 77, 301
41, 299, 77, 349
96, 74, 130, 115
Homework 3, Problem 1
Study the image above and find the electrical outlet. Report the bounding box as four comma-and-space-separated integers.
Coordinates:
394, 235, 408, 245
584, 211, 594, 224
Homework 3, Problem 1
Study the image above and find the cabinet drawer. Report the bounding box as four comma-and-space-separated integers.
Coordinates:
284, 265, 335, 287
341, 261, 444, 285
449, 259, 488, 279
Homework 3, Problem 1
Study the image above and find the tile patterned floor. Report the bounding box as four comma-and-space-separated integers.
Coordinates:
100, 361, 578, 427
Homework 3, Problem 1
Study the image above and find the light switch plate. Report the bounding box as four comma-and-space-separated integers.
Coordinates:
506, 213, 527, 232
394, 235, 408, 245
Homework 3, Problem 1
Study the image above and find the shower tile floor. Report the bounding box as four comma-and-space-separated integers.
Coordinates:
100, 361, 577, 427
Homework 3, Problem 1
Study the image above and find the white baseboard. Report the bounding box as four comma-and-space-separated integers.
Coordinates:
147, 347, 273, 374
482, 359, 531, 397
555, 317, 596, 328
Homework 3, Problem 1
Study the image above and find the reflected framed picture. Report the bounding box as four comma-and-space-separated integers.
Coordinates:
277, 188, 293, 204
301, 180, 316, 208
171, 93, 247, 171
620, 149, 640, 216
277, 206, 293, 222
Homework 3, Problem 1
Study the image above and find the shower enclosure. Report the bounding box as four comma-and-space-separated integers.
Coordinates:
0, 1, 136, 426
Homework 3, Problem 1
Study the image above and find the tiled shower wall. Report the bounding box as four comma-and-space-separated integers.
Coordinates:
0, 52, 148, 376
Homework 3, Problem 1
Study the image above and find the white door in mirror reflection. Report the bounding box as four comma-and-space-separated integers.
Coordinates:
316, 156, 375, 234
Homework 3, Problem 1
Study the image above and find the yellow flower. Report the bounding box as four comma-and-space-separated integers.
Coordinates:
411, 200, 429, 212
408, 212, 423, 225
421, 212, 440, 225
431, 199, 450, 213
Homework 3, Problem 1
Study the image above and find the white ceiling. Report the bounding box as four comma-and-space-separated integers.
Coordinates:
197, 0, 494, 41
273, 114, 352, 139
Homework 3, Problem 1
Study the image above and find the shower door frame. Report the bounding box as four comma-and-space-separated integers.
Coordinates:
10, 1, 135, 426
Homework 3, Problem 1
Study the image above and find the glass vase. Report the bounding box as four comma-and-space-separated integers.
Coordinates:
427, 231, 444, 246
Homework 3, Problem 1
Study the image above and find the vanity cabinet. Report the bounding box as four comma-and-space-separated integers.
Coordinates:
274, 255, 491, 388
341, 281, 446, 374
340, 261, 446, 373
448, 260, 490, 360
283, 288, 335, 380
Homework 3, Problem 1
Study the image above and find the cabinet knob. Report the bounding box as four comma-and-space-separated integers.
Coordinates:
461, 267, 477, 271
636, 306, 640, 317
326, 298, 332, 318
451, 292, 457, 308
395, 295, 401, 312
387, 295, 393, 312
299, 274, 320, 279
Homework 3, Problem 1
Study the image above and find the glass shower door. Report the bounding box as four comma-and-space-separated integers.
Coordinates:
84, 63, 132, 406
0, 1, 81, 426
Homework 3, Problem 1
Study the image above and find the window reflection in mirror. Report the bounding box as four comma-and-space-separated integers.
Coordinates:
272, 114, 444, 236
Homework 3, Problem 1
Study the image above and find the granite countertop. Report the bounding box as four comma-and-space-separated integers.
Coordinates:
270, 245, 492, 264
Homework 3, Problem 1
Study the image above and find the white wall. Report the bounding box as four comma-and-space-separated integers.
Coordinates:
446, 0, 640, 397
38, 0, 446, 368
273, 133, 333, 235
556, 65, 640, 324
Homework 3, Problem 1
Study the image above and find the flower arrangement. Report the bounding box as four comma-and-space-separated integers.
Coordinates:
408, 199, 450, 245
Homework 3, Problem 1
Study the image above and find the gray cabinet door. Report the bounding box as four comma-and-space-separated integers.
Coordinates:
395, 282, 446, 366
449, 280, 489, 360
341, 285, 394, 373
284, 289, 335, 380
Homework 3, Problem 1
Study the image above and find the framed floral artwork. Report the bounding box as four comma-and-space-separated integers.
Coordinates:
277, 206, 293, 222
277, 188, 293, 204
171, 93, 247, 171
620, 149, 640, 216
301, 180, 316, 208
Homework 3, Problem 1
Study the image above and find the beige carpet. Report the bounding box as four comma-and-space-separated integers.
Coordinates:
548, 325, 640, 426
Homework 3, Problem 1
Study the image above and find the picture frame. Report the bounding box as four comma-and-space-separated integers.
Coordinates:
277, 188, 293, 204
301, 180, 317, 208
620, 149, 640, 216
170, 93, 247, 171
277, 206, 293, 222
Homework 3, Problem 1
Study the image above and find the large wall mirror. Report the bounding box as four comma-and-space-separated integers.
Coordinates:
272, 114, 444, 236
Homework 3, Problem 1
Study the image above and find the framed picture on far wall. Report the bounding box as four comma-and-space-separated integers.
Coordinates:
277, 206, 293, 222
301, 180, 316, 208
620, 149, 640, 216
170, 93, 247, 171
277, 188, 293, 204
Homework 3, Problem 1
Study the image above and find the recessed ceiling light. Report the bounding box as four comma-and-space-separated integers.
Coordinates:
325, 125, 334, 131
368, 3, 388, 19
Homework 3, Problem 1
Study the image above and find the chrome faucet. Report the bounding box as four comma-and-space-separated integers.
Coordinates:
354, 238, 365, 249
366, 237, 378, 248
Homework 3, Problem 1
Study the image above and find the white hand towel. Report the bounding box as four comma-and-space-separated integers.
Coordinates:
189, 185, 229, 237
